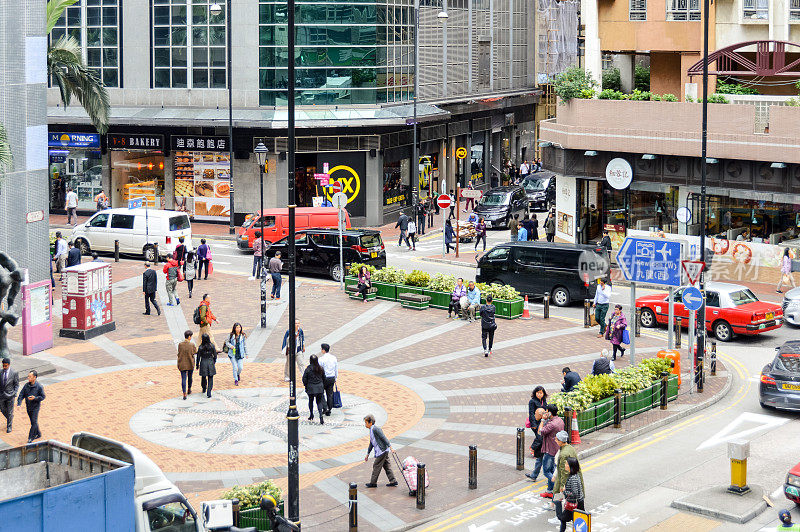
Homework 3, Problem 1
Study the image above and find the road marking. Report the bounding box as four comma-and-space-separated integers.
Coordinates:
695, 411, 791, 450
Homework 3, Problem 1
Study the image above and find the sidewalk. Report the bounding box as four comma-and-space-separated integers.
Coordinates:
50, 213, 240, 240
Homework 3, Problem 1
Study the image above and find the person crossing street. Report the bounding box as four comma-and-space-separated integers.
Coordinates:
319, 343, 338, 416
282, 320, 306, 382
16, 370, 45, 443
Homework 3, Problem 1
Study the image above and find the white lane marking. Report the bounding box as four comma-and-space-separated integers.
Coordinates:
696, 412, 791, 450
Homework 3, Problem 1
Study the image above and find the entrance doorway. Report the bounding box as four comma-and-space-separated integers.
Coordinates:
577, 179, 603, 245
295, 153, 318, 207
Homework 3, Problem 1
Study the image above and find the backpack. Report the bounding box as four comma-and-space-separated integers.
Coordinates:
193, 305, 202, 325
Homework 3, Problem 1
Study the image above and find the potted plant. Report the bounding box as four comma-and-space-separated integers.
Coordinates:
345, 263, 375, 290
398, 269, 430, 297
224, 480, 283, 531
424, 273, 456, 309
476, 283, 524, 319
371, 266, 407, 300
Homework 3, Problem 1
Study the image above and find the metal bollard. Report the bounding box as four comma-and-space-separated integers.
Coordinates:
660, 371, 669, 410
349, 482, 358, 532
416, 463, 426, 510
515, 428, 525, 471
563, 408, 573, 444
675, 317, 682, 348
635, 307, 642, 337
153, 243, 159, 265
231, 498, 240, 527
114, 240, 120, 262
710, 341, 717, 376
613, 389, 622, 429
698, 357, 704, 393
468, 445, 478, 489
543, 293, 550, 319
583, 299, 591, 328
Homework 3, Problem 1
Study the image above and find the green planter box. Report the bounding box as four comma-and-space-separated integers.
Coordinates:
494, 298, 524, 319
373, 281, 397, 301
425, 289, 452, 309
668, 374, 679, 400
622, 385, 658, 418
239, 501, 284, 531
344, 276, 358, 289
577, 397, 615, 434
397, 285, 425, 297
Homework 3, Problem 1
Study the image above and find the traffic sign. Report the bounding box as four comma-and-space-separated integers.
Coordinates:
676, 206, 692, 224
332, 191, 348, 209
456, 146, 468, 159
573, 509, 591, 532
682, 259, 705, 285
128, 197, 144, 209
331, 181, 342, 193
460, 189, 482, 199
437, 194, 452, 210
616, 237, 682, 286
682, 286, 703, 311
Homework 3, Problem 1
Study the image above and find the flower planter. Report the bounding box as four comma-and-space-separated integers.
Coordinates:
424, 289, 452, 309
493, 297, 524, 319
239, 501, 284, 531
373, 281, 397, 301
622, 385, 658, 418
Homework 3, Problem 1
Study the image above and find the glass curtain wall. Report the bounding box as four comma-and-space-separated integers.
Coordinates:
258, 0, 415, 105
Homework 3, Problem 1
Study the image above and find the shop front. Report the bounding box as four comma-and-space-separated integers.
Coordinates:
172, 135, 231, 221
291, 151, 368, 218
48, 132, 102, 212
470, 135, 486, 188
108, 134, 165, 210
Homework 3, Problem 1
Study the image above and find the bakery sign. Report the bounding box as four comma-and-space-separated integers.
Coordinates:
107, 134, 164, 150
171, 135, 229, 152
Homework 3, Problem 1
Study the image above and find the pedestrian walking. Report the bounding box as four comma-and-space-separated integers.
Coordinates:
525, 406, 546, 482
474, 217, 487, 252
196, 294, 217, 348
592, 278, 612, 337
177, 330, 197, 400
427, 197, 435, 226
357, 266, 372, 302
16, 370, 45, 443
561, 367, 581, 392
480, 294, 497, 357
539, 404, 564, 498
302, 354, 326, 424
599, 229, 612, 254
416, 201, 426, 235
269, 251, 283, 299
509, 214, 520, 240
777, 248, 795, 293
363, 414, 398, 488
444, 219, 456, 254
530, 214, 540, 241
464, 181, 476, 211
184, 251, 197, 298
142, 262, 161, 316
250, 231, 264, 280
1, 358, 19, 433
163, 257, 182, 306
465, 281, 481, 322
550, 455, 585, 531
66, 241, 81, 267
407, 220, 417, 250
53, 232, 68, 275
607, 304, 628, 360
319, 343, 338, 416
197, 239, 210, 279
448, 278, 467, 319
65, 187, 78, 225
174, 236, 187, 267
395, 212, 411, 248
544, 209, 556, 242
591, 349, 615, 375
224, 323, 248, 386
282, 319, 306, 382
196, 333, 217, 398
448, 190, 456, 220
94, 190, 109, 211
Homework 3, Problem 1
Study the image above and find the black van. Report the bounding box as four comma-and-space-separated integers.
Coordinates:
476, 241, 606, 306
521, 172, 556, 211
472, 186, 528, 229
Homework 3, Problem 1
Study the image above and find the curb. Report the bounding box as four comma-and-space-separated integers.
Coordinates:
393, 370, 733, 532
419, 257, 477, 268
195, 233, 238, 242
671, 485, 766, 524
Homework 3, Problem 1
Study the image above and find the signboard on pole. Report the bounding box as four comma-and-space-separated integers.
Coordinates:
332, 192, 348, 210
128, 197, 144, 209
460, 189, 482, 199
437, 194, 452, 210
331, 181, 342, 194
573, 510, 591, 532
616, 237, 682, 286
682, 286, 703, 311
455, 147, 468, 160
682, 260, 705, 286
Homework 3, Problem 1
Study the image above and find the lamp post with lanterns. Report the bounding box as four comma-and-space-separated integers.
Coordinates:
254, 142, 268, 329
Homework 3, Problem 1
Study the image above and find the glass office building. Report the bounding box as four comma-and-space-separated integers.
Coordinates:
258, 0, 415, 105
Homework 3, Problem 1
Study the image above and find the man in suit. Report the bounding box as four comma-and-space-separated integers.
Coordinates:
142, 262, 161, 316
1, 357, 19, 433
17, 370, 45, 443
363, 414, 398, 488
318, 343, 338, 416
66, 241, 82, 267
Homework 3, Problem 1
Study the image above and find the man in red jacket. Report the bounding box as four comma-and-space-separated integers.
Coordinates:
539, 404, 565, 498
163, 258, 181, 306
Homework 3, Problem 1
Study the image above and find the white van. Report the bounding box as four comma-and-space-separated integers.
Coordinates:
72, 208, 192, 261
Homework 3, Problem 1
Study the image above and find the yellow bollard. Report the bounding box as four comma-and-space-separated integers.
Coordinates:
728, 440, 750, 494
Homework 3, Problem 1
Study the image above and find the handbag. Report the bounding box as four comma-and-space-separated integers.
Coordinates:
177, 269, 184, 282
622, 328, 631, 345
525, 417, 531, 428
564, 488, 578, 511
332, 385, 343, 409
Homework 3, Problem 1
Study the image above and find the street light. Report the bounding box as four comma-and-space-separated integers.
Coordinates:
210, 2, 236, 235
254, 142, 268, 329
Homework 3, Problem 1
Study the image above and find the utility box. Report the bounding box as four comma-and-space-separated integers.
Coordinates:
60, 262, 115, 340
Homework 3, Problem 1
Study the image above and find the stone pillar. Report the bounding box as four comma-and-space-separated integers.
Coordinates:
582, 0, 602, 87
613, 54, 635, 93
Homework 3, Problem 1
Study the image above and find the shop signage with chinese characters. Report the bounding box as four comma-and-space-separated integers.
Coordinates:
171, 135, 229, 152
108, 134, 164, 150
605, 158, 633, 190
48, 132, 100, 148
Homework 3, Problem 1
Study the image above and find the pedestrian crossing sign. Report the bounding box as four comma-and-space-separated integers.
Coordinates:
573, 510, 591, 532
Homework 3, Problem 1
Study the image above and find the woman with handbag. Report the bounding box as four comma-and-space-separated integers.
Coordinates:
607, 304, 628, 360
302, 355, 326, 425
196, 333, 217, 398
224, 322, 248, 386
184, 251, 197, 298
553, 457, 585, 532
777, 248, 795, 293
357, 266, 372, 303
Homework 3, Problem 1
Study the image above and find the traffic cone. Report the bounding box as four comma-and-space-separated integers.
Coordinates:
521, 295, 533, 320
571, 411, 581, 444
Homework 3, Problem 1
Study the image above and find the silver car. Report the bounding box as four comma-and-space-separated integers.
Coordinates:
782, 287, 800, 326
760, 340, 800, 411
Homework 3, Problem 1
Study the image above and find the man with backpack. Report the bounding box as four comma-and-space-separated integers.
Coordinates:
163, 257, 182, 306
194, 294, 217, 348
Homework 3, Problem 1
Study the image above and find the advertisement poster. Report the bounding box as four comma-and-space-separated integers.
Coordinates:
29, 285, 51, 327
172, 135, 230, 221
317, 152, 366, 217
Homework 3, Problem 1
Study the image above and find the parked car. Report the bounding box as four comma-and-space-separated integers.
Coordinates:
72, 208, 191, 262
521, 172, 555, 211
636, 281, 783, 342
760, 341, 800, 412
784, 459, 800, 504
263, 228, 386, 281
476, 241, 605, 306
472, 186, 528, 229
237, 207, 351, 250
781, 287, 800, 326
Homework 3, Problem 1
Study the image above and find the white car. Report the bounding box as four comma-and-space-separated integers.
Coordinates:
782, 287, 800, 326
71, 208, 191, 261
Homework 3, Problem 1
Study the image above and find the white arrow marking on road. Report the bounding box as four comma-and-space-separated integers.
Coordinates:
616, 238, 634, 280
696, 412, 790, 451
468, 521, 500, 532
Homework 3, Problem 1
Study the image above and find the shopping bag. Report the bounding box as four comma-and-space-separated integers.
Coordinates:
622, 328, 631, 345
525, 417, 531, 428
590, 313, 598, 327
332, 385, 343, 409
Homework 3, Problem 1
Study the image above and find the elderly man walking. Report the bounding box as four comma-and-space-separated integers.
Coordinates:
282, 319, 306, 382
363, 414, 398, 488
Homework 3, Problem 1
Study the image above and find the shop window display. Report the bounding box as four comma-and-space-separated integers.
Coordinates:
172, 135, 231, 221
111, 151, 165, 209
383, 159, 409, 207
48, 133, 103, 212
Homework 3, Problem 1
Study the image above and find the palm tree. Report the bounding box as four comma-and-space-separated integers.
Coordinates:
47, 0, 110, 134
0, 123, 11, 172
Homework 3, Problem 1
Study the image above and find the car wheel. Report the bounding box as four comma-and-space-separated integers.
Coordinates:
639, 308, 657, 328
551, 287, 570, 307
329, 263, 343, 282
77, 239, 91, 255
713, 320, 733, 342
143, 245, 156, 262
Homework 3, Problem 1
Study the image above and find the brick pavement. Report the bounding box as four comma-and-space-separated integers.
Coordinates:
2, 260, 730, 531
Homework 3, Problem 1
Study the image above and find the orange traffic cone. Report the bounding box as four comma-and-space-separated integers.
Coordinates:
521, 295, 532, 320
571, 411, 581, 444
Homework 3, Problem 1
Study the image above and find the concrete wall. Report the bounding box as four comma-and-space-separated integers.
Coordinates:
715, 0, 800, 48
597, 0, 708, 52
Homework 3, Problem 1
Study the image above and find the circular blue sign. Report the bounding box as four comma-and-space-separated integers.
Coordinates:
682, 286, 703, 311
574, 517, 588, 532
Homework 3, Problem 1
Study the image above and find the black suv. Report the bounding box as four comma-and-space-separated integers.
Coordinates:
264, 228, 386, 281
521, 172, 556, 211
472, 186, 528, 229
476, 241, 607, 306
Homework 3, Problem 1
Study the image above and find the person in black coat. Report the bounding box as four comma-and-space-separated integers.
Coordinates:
302, 354, 326, 424
529, 385, 548, 421
480, 295, 497, 357
196, 334, 217, 398
561, 367, 581, 393
66, 241, 82, 267
142, 262, 160, 316
16, 370, 45, 443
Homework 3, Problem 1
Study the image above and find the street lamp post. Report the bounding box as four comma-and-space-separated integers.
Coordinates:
210, 2, 235, 234
697, 0, 710, 392
254, 143, 268, 329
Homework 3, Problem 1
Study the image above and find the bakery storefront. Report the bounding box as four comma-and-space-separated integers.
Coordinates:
108, 134, 165, 209
48, 132, 102, 212
172, 135, 231, 221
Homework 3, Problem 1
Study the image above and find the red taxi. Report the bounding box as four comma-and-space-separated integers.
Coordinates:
786, 462, 800, 505
635, 282, 782, 342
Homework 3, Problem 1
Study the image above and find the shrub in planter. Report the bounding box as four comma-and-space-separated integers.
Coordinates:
637, 357, 672, 381
404, 269, 431, 287
549, 388, 594, 415
598, 89, 625, 100
223, 480, 282, 510
348, 263, 376, 278
660, 93, 678, 102
553, 66, 598, 103
427, 273, 456, 293
578, 373, 617, 402
372, 266, 406, 285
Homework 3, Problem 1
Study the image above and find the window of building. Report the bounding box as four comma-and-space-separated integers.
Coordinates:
152, 0, 227, 88
666, 0, 700, 20
791, 0, 800, 20
689, 193, 800, 243
49, 0, 121, 88
743, 0, 769, 19
630, 0, 647, 20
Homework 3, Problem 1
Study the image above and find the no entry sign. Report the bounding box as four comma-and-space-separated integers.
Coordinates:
437, 194, 452, 210
331, 181, 342, 193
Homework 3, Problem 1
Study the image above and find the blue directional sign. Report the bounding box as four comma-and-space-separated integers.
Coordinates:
128, 197, 144, 209
682, 286, 703, 311
616, 237, 682, 287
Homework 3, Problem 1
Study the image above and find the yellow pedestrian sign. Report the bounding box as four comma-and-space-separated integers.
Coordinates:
456, 147, 468, 159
